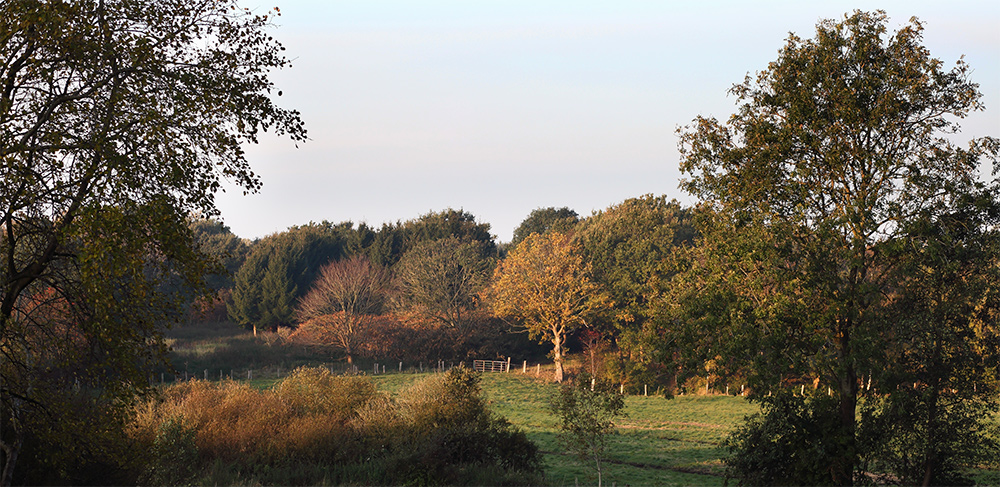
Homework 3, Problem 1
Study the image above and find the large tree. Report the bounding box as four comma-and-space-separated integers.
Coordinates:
394, 237, 493, 329
0, 1, 303, 484
673, 10, 998, 485
366, 209, 496, 267
510, 207, 579, 249
487, 232, 610, 382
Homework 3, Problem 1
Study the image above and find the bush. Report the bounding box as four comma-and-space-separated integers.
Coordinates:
131, 366, 541, 486
401, 368, 540, 473
146, 417, 199, 486
550, 373, 626, 487
723, 392, 843, 486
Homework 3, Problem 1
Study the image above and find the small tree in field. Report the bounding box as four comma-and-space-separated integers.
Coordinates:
296, 256, 390, 364
486, 232, 610, 382
551, 374, 626, 487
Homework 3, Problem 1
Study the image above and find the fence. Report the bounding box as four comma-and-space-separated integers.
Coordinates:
473, 358, 510, 373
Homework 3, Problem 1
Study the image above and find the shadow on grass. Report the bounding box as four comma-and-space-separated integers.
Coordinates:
159, 321, 337, 378
530, 429, 731, 487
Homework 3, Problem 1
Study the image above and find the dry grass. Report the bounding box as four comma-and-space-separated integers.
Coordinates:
131, 366, 542, 485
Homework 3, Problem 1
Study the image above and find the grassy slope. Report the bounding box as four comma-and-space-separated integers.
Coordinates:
373, 371, 758, 486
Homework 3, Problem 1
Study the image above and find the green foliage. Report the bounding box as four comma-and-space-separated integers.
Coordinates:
229, 224, 351, 330
1, 0, 303, 482
397, 367, 541, 479
146, 417, 199, 487
550, 373, 626, 486
859, 391, 999, 486
575, 195, 696, 389
366, 209, 497, 267
511, 206, 579, 248
188, 217, 249, 292
673, 10, 1000, 484
394, 237, 493, 328
723, 393, 842, 486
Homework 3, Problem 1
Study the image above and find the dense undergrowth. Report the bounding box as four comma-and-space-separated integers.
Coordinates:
131, 366, 541, 486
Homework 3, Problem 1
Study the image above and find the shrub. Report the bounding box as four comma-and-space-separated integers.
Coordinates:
551, 373, 626, 487
130, 366, 541, 485
723, 392, 843, 486
146, 417, 199, 486
398, 367, 541, 477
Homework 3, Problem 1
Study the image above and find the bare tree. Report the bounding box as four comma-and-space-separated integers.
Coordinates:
296, 256, 389, 364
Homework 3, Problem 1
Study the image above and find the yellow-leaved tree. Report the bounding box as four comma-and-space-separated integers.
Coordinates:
486, 232, 611, 382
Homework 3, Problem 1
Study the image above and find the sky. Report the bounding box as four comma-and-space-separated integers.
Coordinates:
216, 0, 1000, 243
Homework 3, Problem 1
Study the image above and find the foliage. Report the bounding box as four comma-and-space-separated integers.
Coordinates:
673, 10, 999, 484
575, 195, 696, 389
487, 232, 611, 382
229, 223, 352, 332
394, 236, 493, 328
856, 188, 1000, 485
723, 392, 842, 486
550, 373, 626, 487
295, 255, 390, 364
510, 206, 579, 249
366, 208, 497, 268
396, 367, 541, 479
0, 0, 303, 481
131, 367, 541, 486
146, 417, 199, 487
188, 217, 249, 292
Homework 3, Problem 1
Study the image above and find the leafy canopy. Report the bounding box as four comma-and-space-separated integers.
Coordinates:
487, 232, 610, 382
0, 0, 303, 483
673, 10, 999, 485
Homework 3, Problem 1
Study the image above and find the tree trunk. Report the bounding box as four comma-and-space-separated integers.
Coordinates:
1, 407, 24, 487
553, 329, 564, 382
835, 316, 858, 486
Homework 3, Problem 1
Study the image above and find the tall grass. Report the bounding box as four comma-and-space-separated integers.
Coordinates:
131, 366, 542, 486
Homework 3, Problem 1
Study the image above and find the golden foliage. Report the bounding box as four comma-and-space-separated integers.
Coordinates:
486, 232, 611, 381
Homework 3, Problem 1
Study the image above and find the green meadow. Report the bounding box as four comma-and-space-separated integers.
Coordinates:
371, 370, 758, 486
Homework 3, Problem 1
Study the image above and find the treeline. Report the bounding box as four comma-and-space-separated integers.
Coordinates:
184, 197, 698, 386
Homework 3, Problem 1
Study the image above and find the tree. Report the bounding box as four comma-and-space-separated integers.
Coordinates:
856, 192, 1000, 485
550, 374, 626, 487
673, 10, 998, 485
510, 207, 579, 249
394, 237, 492, 328
575, 195, 696, 389
0, 1, 304, 483
296, 256, 390, 364
188, 217, 249, 292
229, 224, 348, 333
487, 232, 611, 382
366, 209, 497, 267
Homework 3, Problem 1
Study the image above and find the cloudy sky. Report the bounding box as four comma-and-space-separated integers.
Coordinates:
217, 0, 1000, 242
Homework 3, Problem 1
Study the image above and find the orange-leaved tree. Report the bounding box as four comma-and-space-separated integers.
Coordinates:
296, 256, 390, 364
486, 232, 610, 382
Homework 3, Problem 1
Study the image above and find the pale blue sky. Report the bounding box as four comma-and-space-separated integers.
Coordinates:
217, 1, 1000, 242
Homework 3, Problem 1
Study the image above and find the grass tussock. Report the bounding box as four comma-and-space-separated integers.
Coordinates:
131, 366, 542, 486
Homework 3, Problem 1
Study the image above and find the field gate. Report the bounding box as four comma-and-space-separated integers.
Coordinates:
473, 358, 510, 372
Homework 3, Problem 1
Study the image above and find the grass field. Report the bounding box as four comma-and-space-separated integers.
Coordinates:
165, 322, 1000, 486
371, 370, 758, 486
